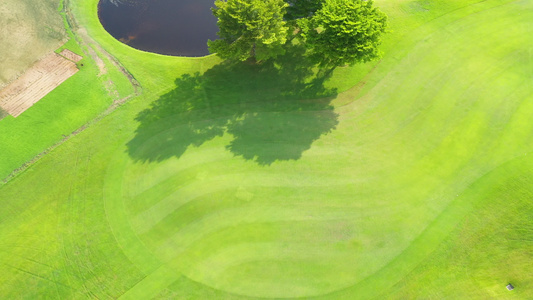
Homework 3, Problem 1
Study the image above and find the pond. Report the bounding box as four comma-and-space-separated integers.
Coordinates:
98, 0, 219, 57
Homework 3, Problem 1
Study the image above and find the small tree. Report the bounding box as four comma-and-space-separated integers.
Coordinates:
208, 0, 289, 62
300, 0, 387, 68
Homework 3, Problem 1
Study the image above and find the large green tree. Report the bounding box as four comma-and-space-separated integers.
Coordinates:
208, 0, 289, 62
300, 0, 387, 68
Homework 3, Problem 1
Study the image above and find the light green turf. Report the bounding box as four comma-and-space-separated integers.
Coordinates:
0, 50, 111, 179
0, 0, 532, 298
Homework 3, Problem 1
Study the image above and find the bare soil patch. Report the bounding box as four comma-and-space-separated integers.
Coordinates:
0, 0, 66, 89
59, 49, 83, 63
0, 53, 79, 117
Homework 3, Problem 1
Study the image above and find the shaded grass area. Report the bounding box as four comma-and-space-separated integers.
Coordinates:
0, 0, 532, 299
116, 2, 533, 298
128, 44, 338, 165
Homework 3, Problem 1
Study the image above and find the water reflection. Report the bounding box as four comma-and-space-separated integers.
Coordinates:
98, 0, 218, 56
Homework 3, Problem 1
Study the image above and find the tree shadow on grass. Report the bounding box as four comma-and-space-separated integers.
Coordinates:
127, 44, 339, 165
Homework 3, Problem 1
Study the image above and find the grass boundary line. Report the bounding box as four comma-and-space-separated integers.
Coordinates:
0, 94, 134, 186
0, 0, 142, 186
314, 151, 533, 300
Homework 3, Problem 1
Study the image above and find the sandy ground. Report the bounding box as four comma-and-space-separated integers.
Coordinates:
0, 53, 79, 117
59, 49, 83, 63
0, 0, 66, 89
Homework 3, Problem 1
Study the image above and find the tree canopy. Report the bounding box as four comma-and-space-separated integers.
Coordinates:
285, 0, 323, 20
300, 0, 388, 67
208, 0, 289, 62
209, 0, 387, 68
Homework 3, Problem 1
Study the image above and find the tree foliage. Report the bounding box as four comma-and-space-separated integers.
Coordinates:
209, 0, 388, 67
285, 0, 323, 20
208, 0, 289, 62
300, 0, 387, 67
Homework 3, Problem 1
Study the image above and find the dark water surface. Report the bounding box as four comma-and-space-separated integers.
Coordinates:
98, 0, 218, 56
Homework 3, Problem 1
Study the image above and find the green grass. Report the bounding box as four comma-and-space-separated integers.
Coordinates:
381, 157, 533, 299
0, 0, 532, 298
0, 0, 139, 180
0, 51, 111, 179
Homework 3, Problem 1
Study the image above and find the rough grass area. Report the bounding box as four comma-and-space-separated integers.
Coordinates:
0, 0, 66, 88
0, 21, 136, 180
0, 108, 7, 121
0, 0, 532, 299
0, 46, 116, 180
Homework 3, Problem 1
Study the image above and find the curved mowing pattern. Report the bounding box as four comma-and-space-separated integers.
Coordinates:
102, 1, 533, 298
1, 0, 533, 299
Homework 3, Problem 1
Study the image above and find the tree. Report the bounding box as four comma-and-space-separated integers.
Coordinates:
208, 0, 289, 62
300, 0, 387, 68
285, 0, 323, 20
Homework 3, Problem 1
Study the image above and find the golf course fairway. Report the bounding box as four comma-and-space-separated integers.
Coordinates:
0, 0, 532, 298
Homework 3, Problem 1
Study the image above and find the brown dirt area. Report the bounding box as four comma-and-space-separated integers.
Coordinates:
59, 49, 83, 63
0, 0, 66, 89
0, 53, 79, 117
